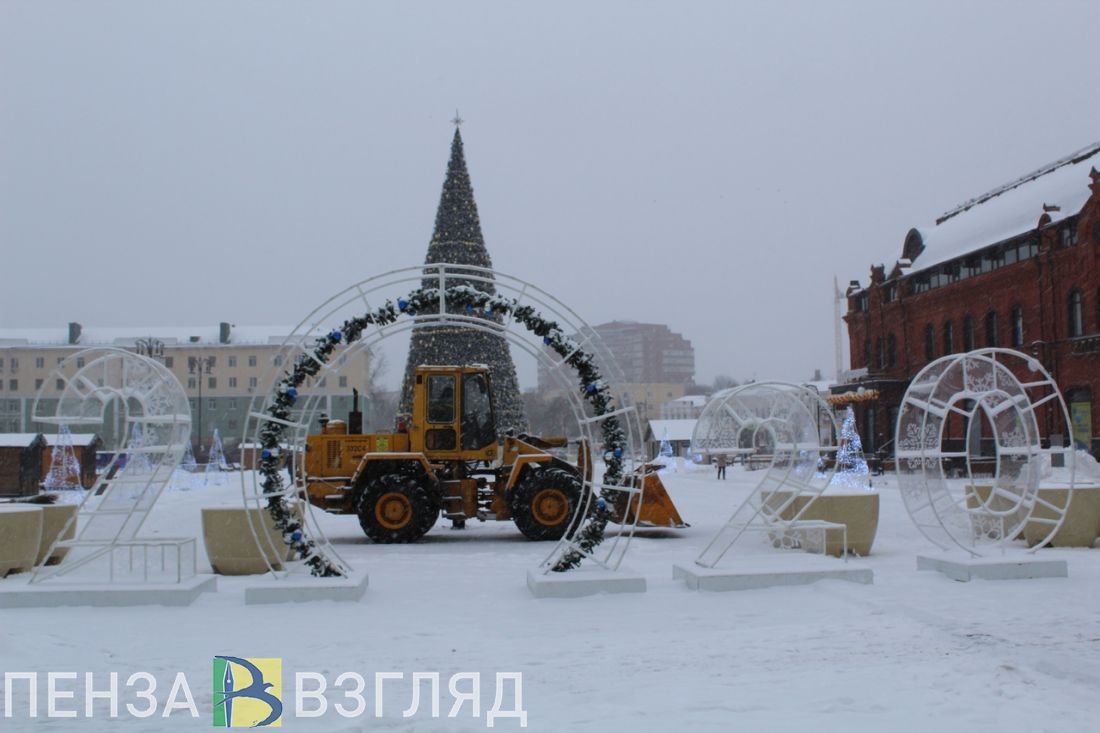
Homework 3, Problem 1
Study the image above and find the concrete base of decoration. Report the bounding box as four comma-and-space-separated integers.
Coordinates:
36, 504, 77, 566
1024, 486, 1100, 548
916, 554, 1068, 582
526, 567, 647, 598
0, 574, 217, 608
673, 555, 873, 592
243, 570, 369, 605
766, 491, 880, 556
201, 506, 297, 575
0, 505, 44, 577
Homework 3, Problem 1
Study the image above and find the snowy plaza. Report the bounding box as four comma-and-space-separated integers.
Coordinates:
1, 465, 1098, 732
3, 2, 1100, 732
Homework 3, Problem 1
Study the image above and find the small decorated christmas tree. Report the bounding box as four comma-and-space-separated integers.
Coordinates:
204, 428, 227, 486
43, 424, 82, 491
124, 423, 153, 474
833, 405, 870, 489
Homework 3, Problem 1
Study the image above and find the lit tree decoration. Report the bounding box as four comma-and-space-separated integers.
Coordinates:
124, 423, 153, 474
832, 405, 871, 489
171, 440, 199, 491
205, 427, 227, 486
42, 424, 82, 491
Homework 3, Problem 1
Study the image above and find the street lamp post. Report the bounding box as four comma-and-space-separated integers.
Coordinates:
188, 355, 215, 459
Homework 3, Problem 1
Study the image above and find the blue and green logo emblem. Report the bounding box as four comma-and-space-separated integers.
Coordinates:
213, 656, 283, 727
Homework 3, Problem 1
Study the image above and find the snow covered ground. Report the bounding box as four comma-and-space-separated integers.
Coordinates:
2, 465, 1099, 732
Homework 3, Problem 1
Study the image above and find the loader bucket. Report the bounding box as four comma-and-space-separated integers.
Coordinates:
611, 465, 688, 528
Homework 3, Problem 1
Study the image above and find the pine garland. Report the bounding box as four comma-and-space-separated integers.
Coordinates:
257, 284, 626, 576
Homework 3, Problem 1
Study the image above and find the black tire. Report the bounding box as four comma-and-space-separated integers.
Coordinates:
358, 472, 438, 543
512, 467, 583, 541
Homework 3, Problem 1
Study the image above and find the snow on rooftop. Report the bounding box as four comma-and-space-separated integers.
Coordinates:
0, 433, 42, 447
911, 142, 1100, 272
0, 325, 295, 347
646, 419, 697, 441
43, 433, 99, 446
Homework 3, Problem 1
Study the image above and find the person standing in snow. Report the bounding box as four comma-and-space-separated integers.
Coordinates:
716, 453, 727, 480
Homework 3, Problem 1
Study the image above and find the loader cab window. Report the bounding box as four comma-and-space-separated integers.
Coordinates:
427, 375, 456, 424
461, 372, 495, 450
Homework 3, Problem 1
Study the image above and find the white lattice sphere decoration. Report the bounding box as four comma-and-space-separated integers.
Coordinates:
894, 348, 1075, 555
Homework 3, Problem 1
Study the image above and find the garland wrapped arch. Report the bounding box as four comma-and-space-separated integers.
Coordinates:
256, 282, 630, 576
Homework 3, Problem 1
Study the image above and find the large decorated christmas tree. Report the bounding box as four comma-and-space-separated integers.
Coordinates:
399, 123, 528, 433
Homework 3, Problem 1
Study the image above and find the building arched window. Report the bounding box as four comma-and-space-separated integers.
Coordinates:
887, 333, 897, 368
984, 311, 998, 347
942, 320, 954, 355
875, 337, 884, 370
1011, 305, 1024, 347
963, 315, 975, 351
924, 324, 935, 362
1069, 289, 1084, 337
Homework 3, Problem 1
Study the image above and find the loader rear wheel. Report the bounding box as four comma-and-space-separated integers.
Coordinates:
512, 467, 582, 541
359, 473, 437, 543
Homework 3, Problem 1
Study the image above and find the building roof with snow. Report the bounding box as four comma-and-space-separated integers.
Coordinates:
901, 142, 1100, 275
0, 324, 295, 347
0, 433, 44, 448
645, 419, 697, 442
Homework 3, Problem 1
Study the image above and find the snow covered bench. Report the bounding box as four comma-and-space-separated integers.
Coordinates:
201, 507, 297, 575
0, 505, 43, 577
765, 491, 880, 556
36, 503, 77, 566
1024, 486, 1100, 548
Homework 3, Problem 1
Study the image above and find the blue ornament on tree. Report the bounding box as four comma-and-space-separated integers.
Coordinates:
291, 530, 302, 542
612, 447, 623, 459
586, 383, 597, 394
596, 498, 607, 511
329, 330, 343, 343
543, 335, 552, 345
397, 298, 409, 311
286, 387, 298, 399
464, 303, 474, 313
261, 449, 272, 460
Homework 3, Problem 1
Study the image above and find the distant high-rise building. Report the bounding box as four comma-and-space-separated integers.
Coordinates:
538, 321, 695, 390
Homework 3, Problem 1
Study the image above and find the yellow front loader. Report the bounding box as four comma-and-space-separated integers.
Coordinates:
299, 365, 685, 542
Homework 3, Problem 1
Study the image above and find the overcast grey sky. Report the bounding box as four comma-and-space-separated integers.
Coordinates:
2, 1, 1098, 389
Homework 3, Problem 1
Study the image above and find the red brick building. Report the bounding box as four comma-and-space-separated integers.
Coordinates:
841, 142, 1100, 456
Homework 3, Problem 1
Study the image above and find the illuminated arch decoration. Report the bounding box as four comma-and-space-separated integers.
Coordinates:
30, 348, 194, 584
690, 382, 841, 567
895, 348, 1075, 555
242, 263, 647, 578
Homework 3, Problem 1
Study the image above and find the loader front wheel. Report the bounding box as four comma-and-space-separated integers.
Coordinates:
359, 473, 437, 543
512, 467, 582, 541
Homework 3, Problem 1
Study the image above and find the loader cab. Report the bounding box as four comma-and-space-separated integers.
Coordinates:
412, 366, 497, 461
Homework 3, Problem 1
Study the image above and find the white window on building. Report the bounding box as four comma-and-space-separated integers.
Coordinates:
228, 356, 237, 368
229, 377, 237, 388
35, 357, 44, 368
339, 376, 348, 388
249, 377, 257, 388
248, 355, 258, 367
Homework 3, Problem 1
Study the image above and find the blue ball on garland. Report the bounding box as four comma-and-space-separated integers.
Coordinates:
586, 382, 597, 394
397, 298, 409, 311
612, 447, 623, 458
291, 530, 302, 542
329, 330, 343, 343
286, 387, 298, 399
464, 303, 474, 313
261, 449, 272, 460
543, 336, 552, 345
596, 498, 607, 511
